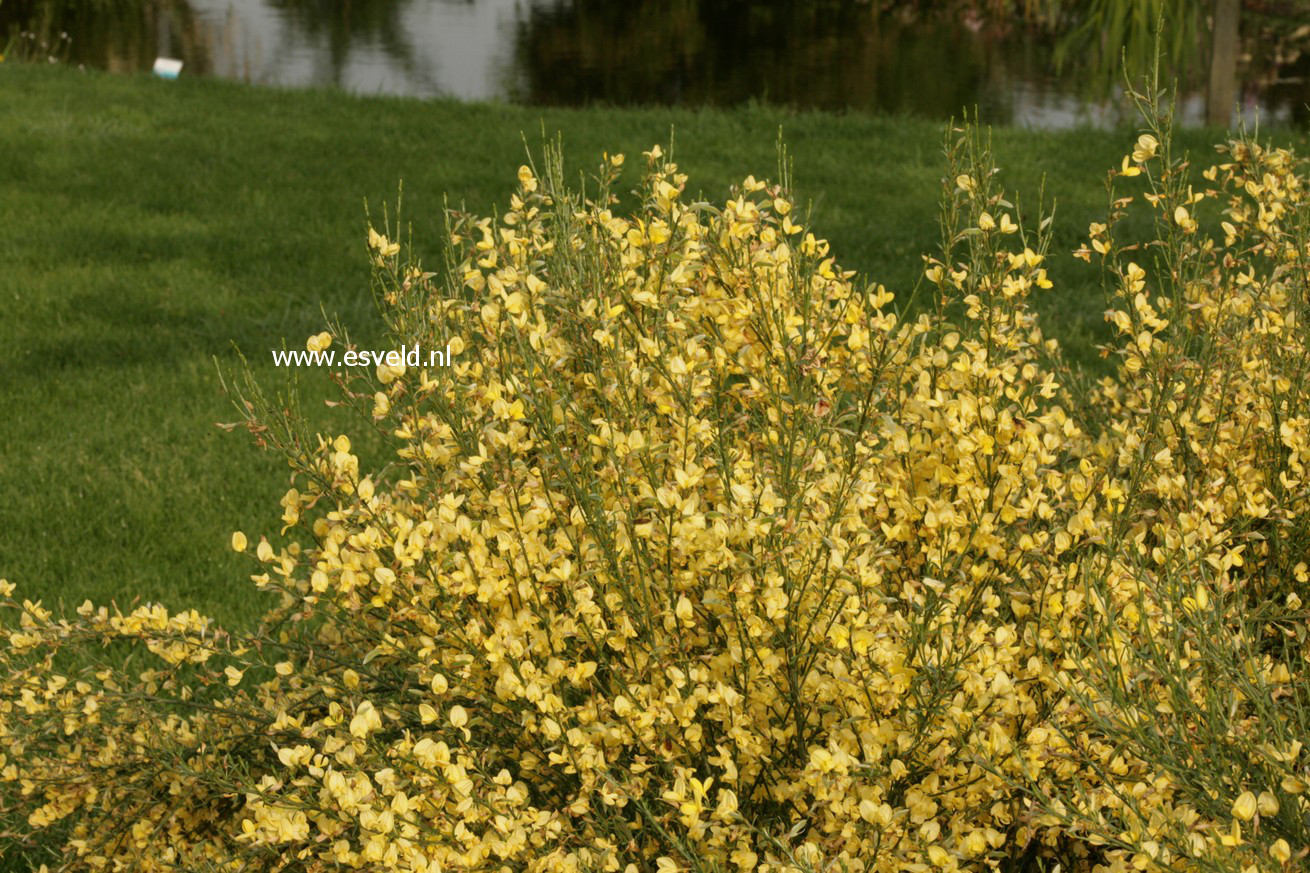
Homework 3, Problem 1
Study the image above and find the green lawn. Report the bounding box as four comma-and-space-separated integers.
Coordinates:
0, 64, 1297, 628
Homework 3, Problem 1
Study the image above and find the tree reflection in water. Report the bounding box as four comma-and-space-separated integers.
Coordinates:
267, 0, 436, 93
1, 0, 211, 74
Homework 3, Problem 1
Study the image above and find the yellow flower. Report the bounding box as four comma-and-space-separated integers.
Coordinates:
1258, 791, 1279, 815
1132, 134, 1159, 162
349, 701, 381, 737
1232, 790, 1258, 821
961, 829, 988, 856
367, 226, 400, 257
230, 531, 247, 552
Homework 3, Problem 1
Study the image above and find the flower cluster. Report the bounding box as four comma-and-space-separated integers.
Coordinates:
2, 107, 1308, 873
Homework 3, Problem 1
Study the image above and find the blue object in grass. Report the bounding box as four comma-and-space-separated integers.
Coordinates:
153, 58, 183, 79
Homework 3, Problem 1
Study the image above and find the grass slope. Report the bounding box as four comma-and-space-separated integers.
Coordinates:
0, 64, 1293, 628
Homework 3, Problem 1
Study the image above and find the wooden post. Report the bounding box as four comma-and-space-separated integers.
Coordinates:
1208, 0, 1240, 127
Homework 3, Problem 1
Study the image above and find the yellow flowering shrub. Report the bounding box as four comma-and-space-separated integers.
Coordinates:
2, 98, 1308, 872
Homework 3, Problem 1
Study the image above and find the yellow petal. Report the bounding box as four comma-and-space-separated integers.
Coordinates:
1232, 790, 1257, 821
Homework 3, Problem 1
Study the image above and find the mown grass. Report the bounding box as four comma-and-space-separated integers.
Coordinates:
0, 64, 1300, 629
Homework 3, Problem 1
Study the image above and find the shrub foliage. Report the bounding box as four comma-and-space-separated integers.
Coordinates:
3, 95, 1309, 872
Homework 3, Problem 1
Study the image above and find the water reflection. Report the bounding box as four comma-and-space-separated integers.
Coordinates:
2, 0, 214, 74
507, 1, 1097, 123
3, 0, 1308, 127
133, 0, 533, 99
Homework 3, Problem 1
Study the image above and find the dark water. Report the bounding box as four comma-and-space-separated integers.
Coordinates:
4, 0, 1310, 128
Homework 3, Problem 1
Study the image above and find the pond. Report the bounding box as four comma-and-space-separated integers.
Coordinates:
4, 0, 1310, 128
